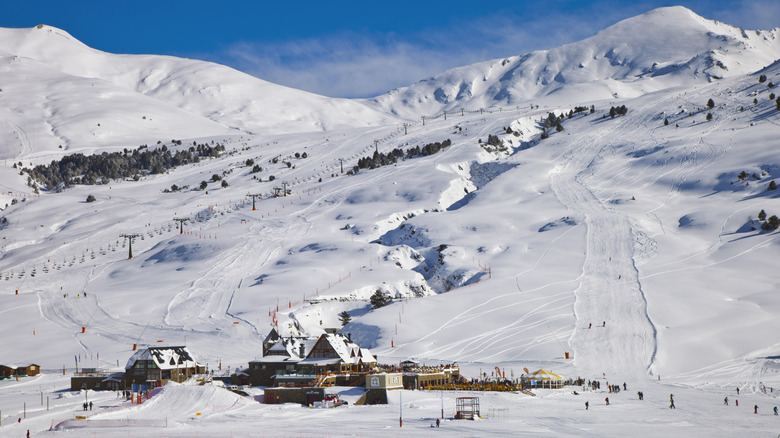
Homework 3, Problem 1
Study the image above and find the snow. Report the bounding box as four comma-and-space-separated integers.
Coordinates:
365, 6, 780, 118
1, 5, 780, 437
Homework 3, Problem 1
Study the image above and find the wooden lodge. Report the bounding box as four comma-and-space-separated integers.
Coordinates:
247, 331, 377, 387
0, 364, 40, 379
124, 346, 204, 390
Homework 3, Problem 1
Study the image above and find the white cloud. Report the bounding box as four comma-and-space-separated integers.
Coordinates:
201, 3, 771, 98
207, 11, 617, 98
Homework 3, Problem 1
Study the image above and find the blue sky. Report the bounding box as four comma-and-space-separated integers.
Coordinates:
3, 1, 777, 98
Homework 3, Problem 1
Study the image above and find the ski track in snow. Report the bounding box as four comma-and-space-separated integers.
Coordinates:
551, 115, 658, 380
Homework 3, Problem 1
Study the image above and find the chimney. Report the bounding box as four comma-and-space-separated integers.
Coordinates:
347, 333, 351, 343
299, 344, 305, 358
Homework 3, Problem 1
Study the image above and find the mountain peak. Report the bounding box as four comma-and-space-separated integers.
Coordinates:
366, 7, 780, 118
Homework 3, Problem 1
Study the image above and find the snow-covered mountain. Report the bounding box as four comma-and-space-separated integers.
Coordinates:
366, 6, 780, 118
0, 25, 397, 158
1, 7, 780, 436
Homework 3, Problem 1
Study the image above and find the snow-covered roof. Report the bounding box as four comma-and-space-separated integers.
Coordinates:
125, 346, 201, 370
299, 334, 377, 365
263, 328, 280, 345
297, 357, 342, 366
264, 336, 318, 361
250, 355, 298, 364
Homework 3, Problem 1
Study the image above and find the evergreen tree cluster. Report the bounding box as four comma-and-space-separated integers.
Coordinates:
567, 106, 590, 117
538, 111, 570, 140
24, 142, 226, 191
608, 105, 628, 118
370, 290, 390, 308
757, 209, 780, 231
355, 139, 451, 172
542, 112, 563, 130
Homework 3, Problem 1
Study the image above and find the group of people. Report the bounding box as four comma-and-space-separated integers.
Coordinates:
82, 401, 93, 411
582, 377, 642, 409
585, 382, 780, 415
725, 387, 779, 415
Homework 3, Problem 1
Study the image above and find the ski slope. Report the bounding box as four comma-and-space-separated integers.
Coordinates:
1, 7, 780, 437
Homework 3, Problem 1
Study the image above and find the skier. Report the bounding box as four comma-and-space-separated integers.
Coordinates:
605, 397, 610, 406
585, 401, 589, 410
773, 406, 777, 415
638, 391, 642, 400
735, 400, 738, 406
669, 394, 675, 409
736, 387, 739, 395
754, 405, 758, 414
602, 321, 606, 327
89, 401, 93, 410
588, 323, 592, 329
436, 418, 440, 427
724, 397, 728, 406
623, 382, 627, 391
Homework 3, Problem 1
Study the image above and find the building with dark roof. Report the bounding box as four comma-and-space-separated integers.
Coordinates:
123, 346, 204, 389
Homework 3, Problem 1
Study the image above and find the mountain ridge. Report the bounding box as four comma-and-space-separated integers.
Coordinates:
365, 6, 780, 118
0, 25, 397, 158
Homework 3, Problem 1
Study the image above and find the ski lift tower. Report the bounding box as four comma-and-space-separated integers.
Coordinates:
246, 194, 262, 211
172, 217, 189, 234
119, 233, 141, 259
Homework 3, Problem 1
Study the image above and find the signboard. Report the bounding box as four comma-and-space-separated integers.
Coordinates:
131, 384, 138, 393
140, 384, 148, 393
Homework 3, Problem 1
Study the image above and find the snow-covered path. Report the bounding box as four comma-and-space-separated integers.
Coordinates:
551, 122, 657, 379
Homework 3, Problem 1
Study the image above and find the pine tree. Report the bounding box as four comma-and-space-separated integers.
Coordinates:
338, 311, 352, 326
758, 209, 767, 222
769, 181, 777, 191
707, 98, 715, 109
370, 290, 388, 308
664, 118, 669, 126
762, 215, 780, 231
